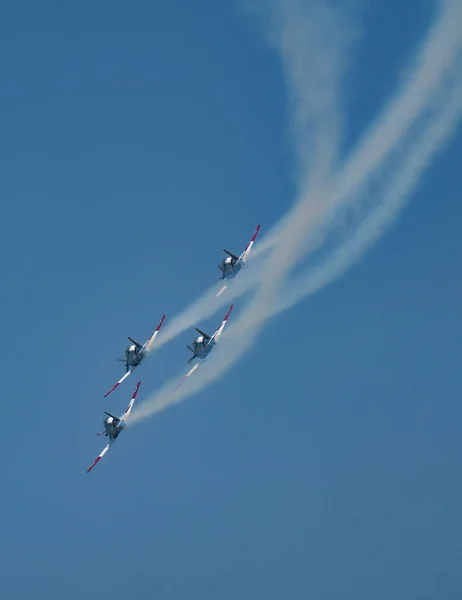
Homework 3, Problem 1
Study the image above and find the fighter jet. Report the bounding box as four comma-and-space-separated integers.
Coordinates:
173, 304, 234, 390
215, 225, 260, 297
186, 304, 233, 363
218, 224, 260, 280
87, 381, 140, 473
104, 314, 166, 398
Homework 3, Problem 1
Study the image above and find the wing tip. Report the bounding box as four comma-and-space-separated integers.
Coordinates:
86, 457, 100, 473
222, 304, 233, 322
252, 224, 261, 240
104, 381, 120, 398
156, 314, 166, 331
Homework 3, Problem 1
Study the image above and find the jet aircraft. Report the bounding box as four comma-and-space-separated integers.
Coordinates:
174, 304, 234, 389
218, 224, 260, 280
186, 304, 233, 363
104, 314, 166, 398
87, 381, 140, 473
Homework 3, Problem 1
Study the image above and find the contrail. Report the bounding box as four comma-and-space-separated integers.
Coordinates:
148, 0, 356, 353
253, 0, 462, 273
131, 0, 462, 423
276, 78, 462, 313
133, 0, 351, 419
151, 0, 462, 353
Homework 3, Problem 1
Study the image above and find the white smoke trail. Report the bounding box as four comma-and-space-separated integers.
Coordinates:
276, 77, 462, 312
131, 0, 462, 423
152, 0, 462, 354
132, 0, 352, 419
149, 0, 357, 353
254, 0, 462, 270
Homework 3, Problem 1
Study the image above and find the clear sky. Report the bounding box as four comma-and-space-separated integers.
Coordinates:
1, 2, 462, 599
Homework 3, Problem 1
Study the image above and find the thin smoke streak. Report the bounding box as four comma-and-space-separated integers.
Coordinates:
275, 79, 462, 313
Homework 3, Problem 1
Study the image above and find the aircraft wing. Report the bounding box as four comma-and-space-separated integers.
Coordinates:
104, 369, 134, 398
118, 381, 141, 423
173, 362, 201, 391
210, 304, 234, 343
86, 443, 111, 473
238, 224, 260, 264
142, 314, 166, 353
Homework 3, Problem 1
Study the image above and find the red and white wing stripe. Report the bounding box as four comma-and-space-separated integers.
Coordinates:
211, 304, 233, 342
239, 224, 260, 264
173, 362, 200, 391
104, 369, 133, 398
86, 443, 111, 473
120, 381, 141, 422
143, 314, 166, 353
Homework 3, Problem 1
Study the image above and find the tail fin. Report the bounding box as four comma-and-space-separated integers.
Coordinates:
223, 249, 239, 261
195, 328, 211, 339
127, 337, 143, 349
104, 411, 120, 421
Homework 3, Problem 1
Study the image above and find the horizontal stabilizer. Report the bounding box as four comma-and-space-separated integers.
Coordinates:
187, 345, 196, 362
223, 248, 239, 261
195, 328, 211, 339
127, 336, 143, 349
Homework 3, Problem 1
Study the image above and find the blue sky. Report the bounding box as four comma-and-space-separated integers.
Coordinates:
1, 2, 462, 599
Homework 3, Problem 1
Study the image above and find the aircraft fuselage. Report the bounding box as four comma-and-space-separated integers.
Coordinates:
220, 257, 243, 280
103, 417, 124, 440
192, 336, 215, 359
125, 344, 146, 368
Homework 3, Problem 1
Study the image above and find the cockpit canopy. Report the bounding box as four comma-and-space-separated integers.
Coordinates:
195, 335, 204, 345
224, 256, 233, 265
127, 344, 137, 353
